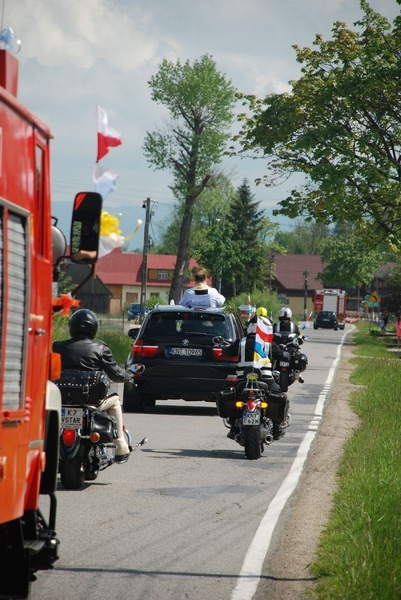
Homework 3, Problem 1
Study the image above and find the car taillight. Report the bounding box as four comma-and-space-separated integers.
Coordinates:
132, 339, 158, 358
212, 348, 239, 362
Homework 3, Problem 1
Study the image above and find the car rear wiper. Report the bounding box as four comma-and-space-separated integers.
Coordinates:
180, 331, 210, 336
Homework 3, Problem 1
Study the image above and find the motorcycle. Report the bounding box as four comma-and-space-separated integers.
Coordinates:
56, 366, 147, 490
272, 332, 308, 393
217, 367, 289, 460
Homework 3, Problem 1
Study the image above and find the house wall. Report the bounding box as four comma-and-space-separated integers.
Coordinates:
283, 295, 314, 319
105, 285, 171, 312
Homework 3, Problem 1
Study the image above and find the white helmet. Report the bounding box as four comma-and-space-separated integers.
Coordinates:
279, 307, 292, 320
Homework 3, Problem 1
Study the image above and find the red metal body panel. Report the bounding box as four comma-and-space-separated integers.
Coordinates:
0, 49, 53, 525
314, 289, 348, 322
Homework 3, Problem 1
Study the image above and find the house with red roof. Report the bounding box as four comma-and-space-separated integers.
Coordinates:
96, 249, 199, 313
272, 254, 324, 317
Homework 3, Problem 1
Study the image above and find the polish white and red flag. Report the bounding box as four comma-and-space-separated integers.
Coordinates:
253, 316, 273, 369
97, 105, 122, 162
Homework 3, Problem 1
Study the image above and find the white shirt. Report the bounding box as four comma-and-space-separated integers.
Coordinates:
179, 287, 225, 308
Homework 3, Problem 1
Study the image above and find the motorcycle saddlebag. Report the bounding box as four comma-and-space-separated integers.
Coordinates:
217, 387, 238, 419
265, 391, 288, 423
53, 369, 110, 406
90, 409, 118, 444
291, 351, 308, 373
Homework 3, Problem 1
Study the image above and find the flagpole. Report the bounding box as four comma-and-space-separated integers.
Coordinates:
140, 198, 151, 323
96, 105, 98, 163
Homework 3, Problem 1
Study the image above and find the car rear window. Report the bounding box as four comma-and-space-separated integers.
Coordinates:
144, 312, 231, 338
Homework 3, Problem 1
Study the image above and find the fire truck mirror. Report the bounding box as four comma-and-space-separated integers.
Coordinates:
70, 192, 102, 264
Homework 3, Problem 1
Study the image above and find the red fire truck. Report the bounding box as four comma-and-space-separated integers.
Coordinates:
0, 48, 102, 598
313, 289, 348, 330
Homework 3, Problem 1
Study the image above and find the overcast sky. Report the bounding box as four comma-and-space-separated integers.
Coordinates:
5, 0, 400, 247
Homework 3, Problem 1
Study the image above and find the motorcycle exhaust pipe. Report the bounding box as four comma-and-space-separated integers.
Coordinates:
234, 433, 243, 444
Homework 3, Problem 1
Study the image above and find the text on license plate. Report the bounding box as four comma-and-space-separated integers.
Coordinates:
61, 407, 83, 428
279, 361, 290, 367
168, 348, 203, 357
243, 411, 260, 425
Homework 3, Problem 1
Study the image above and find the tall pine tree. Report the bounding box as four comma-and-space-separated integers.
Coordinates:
226, 179, 268, 296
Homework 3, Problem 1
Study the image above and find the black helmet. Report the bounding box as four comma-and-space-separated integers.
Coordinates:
69, 309, 98, 339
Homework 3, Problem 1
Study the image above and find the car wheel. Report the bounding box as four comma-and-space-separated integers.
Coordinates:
313, 324, 318, 330
334, 327, 338, 331
123, 383, 146, 413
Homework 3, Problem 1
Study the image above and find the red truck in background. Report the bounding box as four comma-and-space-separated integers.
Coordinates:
313, 289, 348, 330
0, 47, 102, 599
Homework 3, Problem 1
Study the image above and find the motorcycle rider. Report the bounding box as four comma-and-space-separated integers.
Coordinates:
53, 309, 132, 464
273, 306, 304, 383
274, 307, 300, 336
227, 307, 288, 440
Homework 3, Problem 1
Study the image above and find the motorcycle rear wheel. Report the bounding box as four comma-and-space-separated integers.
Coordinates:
244, 425, 262, 460
59, 457, 85, 490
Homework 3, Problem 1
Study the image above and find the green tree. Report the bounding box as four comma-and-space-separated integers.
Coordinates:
236, 2, 401, 249
318, 235, 382, 289
143, 54, 236, 302
274, 219, 329, 254
225, 179, 282, 296
188, 174, 236, 291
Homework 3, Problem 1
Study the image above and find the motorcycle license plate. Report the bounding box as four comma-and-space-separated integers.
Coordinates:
279, 361, 290, 367
243, 411, 260, 425
61, 407, 83, 429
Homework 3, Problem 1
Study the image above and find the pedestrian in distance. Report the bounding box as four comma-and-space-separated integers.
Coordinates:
381, 311, 389, 335
396, 314, 401, 355
179, 268, 225, 308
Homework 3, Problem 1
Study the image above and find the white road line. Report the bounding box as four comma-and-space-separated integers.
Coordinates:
231, 327, 353, 600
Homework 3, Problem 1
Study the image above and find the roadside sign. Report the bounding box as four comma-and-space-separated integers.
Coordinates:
367, 301, 379, 308
368, 291, 380, 303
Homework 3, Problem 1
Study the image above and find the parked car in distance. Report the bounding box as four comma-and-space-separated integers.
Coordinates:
313, 310, 339, 330
123, 305, 245, 412
127, 303, 148, 321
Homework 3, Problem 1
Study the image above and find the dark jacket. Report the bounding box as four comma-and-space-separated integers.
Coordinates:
273, 319, 300, 336
53, 335, 130, 383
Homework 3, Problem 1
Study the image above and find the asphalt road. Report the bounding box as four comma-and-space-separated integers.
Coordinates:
31, 326, 350, 600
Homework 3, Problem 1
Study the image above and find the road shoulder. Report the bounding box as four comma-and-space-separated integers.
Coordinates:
254, 339, 359, 600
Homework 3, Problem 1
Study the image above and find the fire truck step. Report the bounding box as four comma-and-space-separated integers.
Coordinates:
24, 539, 45, 553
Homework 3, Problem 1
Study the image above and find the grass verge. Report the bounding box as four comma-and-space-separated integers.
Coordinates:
310, 321, 401, 599
52, 314, 130, 366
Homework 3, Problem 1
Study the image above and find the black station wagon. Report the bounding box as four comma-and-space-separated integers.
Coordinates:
313, 310, 339, 330
123, 305, 244, 412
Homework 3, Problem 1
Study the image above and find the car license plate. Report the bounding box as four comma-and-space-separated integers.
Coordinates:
279, 361, 290, 367
61, 407, 83, 429
168, 348, 203, 357
243, 411, 260, 425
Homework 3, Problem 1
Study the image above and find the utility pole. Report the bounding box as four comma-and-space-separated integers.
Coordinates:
140, 198, 151, 323
303, 270, 309, 319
